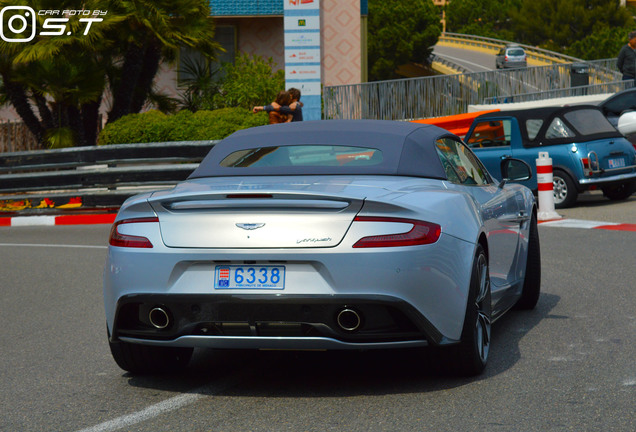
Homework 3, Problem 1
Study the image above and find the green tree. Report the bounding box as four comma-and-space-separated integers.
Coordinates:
568, 25, 632, 60
178, 52, 285, 112
446, 0, 521, 41
509, 0, 633, 58
0, 0, 219, 147
213, 53, 285, 110
368, 0, 442, 81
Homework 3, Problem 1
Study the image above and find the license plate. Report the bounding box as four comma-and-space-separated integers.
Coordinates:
214, 265, 285, 290
608, 158, 626, 169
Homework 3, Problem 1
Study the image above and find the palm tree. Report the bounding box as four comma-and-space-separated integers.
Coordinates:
0, 0, 218, 147
105, 0, 219, 123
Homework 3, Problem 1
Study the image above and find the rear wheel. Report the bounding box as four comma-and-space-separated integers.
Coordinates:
445, 244, 491, 376
602, 181, 636, 201
515, 212, 541, 310
553, 171, 578, 208
108, 335, 193, 374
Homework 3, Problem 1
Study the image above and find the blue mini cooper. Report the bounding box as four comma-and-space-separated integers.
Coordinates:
464, 105, 636, 207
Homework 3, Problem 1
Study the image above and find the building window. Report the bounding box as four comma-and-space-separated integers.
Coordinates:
178, 25, 236, 85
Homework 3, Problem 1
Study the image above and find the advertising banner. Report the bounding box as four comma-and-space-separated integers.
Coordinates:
284, 0, 321, 120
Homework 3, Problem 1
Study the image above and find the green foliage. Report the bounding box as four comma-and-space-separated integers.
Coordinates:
568, 25, 632, 60
44, 127, 76, 149
447, 0, 635, 61
508, 0, 634, 58
213, 53, 285, 110
368, 0, 442, 81
178, 52, 285, 112
446, 0, 521, 41
178, 56, 222, 111
98, 108, 268, 145
0, 0, 218, 146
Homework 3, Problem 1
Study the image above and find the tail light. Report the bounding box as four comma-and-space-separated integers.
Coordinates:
581, 158, 592, 177
352, 217, 441, 248
109, 217, 159, 248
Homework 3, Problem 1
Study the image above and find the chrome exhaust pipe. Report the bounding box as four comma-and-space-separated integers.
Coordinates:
149, 307, 170, 329
337, 308, 362, 332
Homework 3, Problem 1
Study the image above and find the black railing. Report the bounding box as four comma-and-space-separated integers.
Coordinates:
0, 141, 217, 214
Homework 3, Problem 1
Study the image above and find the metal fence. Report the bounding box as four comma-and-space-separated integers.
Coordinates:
0, 121, 41, 153
323, 58, 623, 120
439, 32, 582, 65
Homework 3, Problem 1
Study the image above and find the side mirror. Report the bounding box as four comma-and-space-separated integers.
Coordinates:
617, 111, 636, 136
499, 158, 532, 188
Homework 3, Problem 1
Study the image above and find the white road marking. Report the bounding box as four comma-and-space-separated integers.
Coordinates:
75, 368, 255, 432
623, 378, 636, 387
0, 243, 107, 249
75, 392, 204, 432
540, 219, 619, 229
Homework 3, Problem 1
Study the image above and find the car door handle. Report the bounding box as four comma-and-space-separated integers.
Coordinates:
499, 211, 529, 224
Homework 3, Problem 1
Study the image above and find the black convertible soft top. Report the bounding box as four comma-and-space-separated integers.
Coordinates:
473, 105, 622, 146
188, 120, 455, 179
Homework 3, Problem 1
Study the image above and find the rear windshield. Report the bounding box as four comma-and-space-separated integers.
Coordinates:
563, 109, 616, 135
220, 145, 383, 168
507, 48, 525, 56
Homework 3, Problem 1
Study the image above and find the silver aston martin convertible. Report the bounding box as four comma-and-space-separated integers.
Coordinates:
104, 120, 541, 376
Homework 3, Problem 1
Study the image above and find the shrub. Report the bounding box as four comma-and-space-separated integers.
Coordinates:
98, 107, 268, 145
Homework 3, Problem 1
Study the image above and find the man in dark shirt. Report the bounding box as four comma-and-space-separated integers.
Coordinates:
253, 88, 303, 122
617, 31, 636, 81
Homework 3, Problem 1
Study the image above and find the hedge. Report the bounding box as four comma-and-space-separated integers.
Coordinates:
97, 107, 269, 145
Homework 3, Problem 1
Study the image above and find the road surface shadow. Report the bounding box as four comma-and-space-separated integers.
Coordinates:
124, 293, 560, 396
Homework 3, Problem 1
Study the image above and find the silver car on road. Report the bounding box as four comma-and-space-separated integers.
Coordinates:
103, 120, 540, 376
496, 44, 528, 69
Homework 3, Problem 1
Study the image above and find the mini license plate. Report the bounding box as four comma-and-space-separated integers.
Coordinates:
214, 265, 285, 290
608, 158, 626, 169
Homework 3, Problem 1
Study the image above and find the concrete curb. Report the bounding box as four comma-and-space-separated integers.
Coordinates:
0, 213, 116, 227
539, 219, 636, 231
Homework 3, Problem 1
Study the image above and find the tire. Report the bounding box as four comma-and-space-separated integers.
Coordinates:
602, 181, 636, 201
515, 212, 541, 310
446, 244, 492, 377
553, 171, 578, 208
108, 336, 193, 374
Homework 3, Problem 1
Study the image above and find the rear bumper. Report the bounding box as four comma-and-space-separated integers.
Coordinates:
578, 170, 636, 185
502, 61, 527, 68
110, 293, 457, 349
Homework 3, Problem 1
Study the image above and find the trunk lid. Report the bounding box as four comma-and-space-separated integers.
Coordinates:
148, 177, 402, 248
581, 138, 636, 175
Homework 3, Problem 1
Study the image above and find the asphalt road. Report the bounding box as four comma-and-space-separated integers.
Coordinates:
433, 45, 495, 72
0, 197, 635, 432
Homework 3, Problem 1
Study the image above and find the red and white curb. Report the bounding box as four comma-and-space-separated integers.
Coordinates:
539, 218, 636, 231
0, 213, 116, 227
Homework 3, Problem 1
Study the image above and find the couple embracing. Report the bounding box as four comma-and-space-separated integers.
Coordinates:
253, 88, 303, 124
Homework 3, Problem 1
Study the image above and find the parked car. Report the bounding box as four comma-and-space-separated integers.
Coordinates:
104, 120, 540, 377
597, 87, 636, 149
495, 45, 527, 69
465, 105, 636, 208
598, 86, 636, 128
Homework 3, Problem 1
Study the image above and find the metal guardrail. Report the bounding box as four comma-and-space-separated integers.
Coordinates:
482, 80, 631, 105
438, 32, 582, 65
323, 33, 624, 120
0, 141, 217, 213
324, 56, 622, 120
